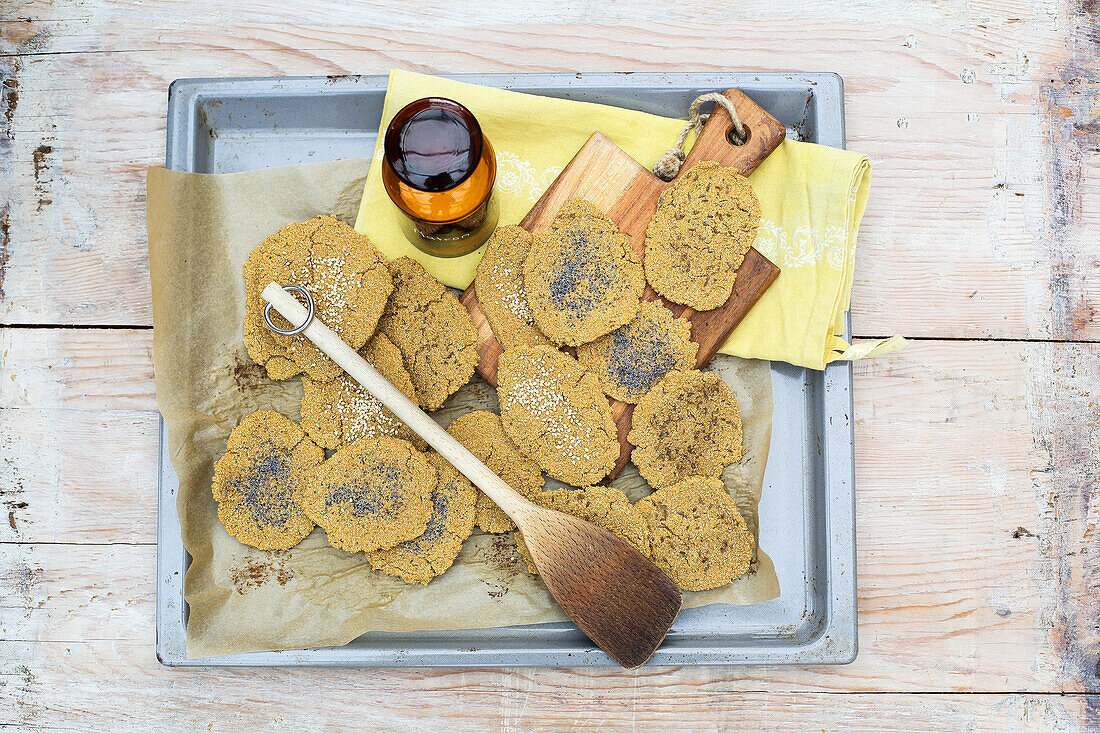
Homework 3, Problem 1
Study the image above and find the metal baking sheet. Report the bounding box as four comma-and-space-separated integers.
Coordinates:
156, 72, 857, 666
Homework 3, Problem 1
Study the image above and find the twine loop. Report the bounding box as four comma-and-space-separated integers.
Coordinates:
652, 93, 746, 181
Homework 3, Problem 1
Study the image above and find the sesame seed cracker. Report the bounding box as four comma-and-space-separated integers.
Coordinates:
243, 215, 393, 381
497, 345, 618, 487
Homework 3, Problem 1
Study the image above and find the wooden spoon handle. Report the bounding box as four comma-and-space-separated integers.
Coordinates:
261, 282, 535, 519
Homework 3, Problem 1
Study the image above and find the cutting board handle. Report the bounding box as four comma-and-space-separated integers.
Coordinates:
676, 89, 786, 179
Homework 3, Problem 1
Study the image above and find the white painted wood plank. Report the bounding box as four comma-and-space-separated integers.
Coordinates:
0, 9, 1096, 338
0, 638, 1094, 731
1, 330, 1096, 695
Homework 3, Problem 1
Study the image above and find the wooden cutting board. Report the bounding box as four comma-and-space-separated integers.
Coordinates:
459, 89, 785, 480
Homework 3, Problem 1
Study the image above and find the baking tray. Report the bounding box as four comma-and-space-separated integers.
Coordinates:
156, 72, 857, 666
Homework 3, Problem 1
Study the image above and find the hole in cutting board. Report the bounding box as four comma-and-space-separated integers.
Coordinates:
727, 124, 750, 147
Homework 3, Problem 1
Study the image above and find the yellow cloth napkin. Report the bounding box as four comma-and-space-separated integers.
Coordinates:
355, 70, 903, 370
732, 140, 904, 368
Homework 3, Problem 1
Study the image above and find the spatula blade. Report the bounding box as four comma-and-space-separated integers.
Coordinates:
521, 509, 682, 668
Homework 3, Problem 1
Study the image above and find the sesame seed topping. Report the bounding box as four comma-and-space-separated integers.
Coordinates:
501, 355, 604, 468
310, 254, 355, 322
335, 382, 405, 443
488, 260, 536, 324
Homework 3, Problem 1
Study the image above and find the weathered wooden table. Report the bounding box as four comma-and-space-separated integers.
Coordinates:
1, 2, 1097, 730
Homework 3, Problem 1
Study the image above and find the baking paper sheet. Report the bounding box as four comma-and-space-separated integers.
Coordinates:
146, 158, 780, 658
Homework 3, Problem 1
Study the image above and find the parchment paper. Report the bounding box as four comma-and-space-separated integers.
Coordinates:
146, 158, 780, 658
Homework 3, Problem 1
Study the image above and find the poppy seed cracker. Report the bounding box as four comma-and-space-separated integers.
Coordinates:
576, 300, 699, 403
523, 200, 644, 347
211, 410, 324, 550
366, 452, 477, 584
300, 436, 435, 554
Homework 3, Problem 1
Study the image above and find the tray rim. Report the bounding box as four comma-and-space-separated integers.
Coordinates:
156, 71, 856, 667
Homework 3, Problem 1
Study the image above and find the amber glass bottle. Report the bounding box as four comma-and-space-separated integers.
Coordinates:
381, 97, 497, 257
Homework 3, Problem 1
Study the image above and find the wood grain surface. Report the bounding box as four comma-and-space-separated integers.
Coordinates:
2, 0, 1099, 729
460, 90, 783, 477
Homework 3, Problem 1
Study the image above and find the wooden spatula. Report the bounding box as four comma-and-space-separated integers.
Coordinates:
262, 282, 682, 668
